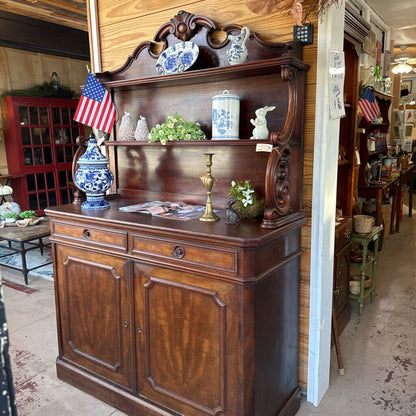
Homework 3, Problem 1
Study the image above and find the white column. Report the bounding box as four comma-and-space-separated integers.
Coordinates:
307, 0, 345, 405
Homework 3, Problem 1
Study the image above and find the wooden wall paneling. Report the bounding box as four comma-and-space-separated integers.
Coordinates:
97, 0, 205, 26
92, 0, 318, 390
0, 48, 11, 92
0, 47, 89, 94
97, 0, 297, 71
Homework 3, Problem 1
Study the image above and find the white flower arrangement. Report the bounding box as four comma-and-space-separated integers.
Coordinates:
228, 180, 257, 207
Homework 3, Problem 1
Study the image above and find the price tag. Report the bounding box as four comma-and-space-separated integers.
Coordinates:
256, 143, 273, 152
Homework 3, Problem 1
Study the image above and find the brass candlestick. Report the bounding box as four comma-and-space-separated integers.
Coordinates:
199, 153, 220, 222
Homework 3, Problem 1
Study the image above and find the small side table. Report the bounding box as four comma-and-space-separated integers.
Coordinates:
0, 222, 51, 285
349, 226, 383, 315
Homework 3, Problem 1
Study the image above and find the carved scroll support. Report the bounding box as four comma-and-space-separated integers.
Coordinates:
271, 66, 298, 147
261, 145, 292, 229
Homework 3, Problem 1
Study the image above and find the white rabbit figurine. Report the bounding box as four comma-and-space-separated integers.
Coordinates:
250, 105, 276, 140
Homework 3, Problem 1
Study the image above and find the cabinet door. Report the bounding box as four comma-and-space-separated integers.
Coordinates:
134, 263, 242, 416
334, 242, 351, 328
55, 245, 134, 389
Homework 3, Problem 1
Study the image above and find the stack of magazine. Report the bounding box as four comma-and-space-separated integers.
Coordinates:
119, 201, 206, 221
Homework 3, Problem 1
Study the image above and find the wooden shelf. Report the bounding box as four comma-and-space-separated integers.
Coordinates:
369, 122, 388, 127
368, 148, 387, 156
104, 139, 269, 147
338, 159, 350, 166
100, 57, 309, 91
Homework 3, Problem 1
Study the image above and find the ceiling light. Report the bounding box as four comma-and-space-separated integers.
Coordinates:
392, 62, 413, 74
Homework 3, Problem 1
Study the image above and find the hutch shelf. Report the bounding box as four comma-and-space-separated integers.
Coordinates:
46, 11, 309, 416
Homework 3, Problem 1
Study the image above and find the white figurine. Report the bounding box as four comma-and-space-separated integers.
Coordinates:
135, 115, 149, 141
250, 105, 276, 140
118, 112, 135, 141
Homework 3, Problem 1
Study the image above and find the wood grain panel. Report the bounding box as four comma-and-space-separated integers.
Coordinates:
98, 0, 203, 26
0, 47, 88, 93
56, 245, 133, 389
98, 0, 302, 71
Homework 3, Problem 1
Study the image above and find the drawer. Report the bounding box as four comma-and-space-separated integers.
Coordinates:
131, 233, 237, 273
335, 218, 352, 253
52, 221, 128, 253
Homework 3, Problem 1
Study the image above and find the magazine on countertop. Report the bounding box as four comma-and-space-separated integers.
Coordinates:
119, 201, 206, 221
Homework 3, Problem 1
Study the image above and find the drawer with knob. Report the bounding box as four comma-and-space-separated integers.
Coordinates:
131, 233, 237, 274
51, 220, 128, 253
335, 217, 352, 253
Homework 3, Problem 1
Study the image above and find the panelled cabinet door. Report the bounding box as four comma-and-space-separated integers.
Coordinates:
134, 262, 243, 416
334, 242, 351, 319
55, 245, 134, 390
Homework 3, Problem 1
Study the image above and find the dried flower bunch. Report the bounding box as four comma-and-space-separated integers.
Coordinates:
147, 113, 206, 144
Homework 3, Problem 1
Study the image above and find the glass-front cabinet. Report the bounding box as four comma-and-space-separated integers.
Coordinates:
2, 96, 84, 214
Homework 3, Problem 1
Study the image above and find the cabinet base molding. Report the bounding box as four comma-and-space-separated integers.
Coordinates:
56, 359, 178, 416
56, 359, 300, 415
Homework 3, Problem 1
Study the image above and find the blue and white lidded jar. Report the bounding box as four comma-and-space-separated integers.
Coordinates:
74, 133, 114, 210
212, 90, 240, 140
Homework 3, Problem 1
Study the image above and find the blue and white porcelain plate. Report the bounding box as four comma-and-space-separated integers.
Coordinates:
156, 42, 199, 75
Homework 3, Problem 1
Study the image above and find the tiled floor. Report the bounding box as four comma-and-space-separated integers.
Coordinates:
1, 214, 416, 415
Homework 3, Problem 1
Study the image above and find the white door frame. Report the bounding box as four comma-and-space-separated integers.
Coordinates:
307, 1, 345, 405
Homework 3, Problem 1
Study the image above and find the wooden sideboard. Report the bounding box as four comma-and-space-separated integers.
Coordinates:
46, 11, 309, 416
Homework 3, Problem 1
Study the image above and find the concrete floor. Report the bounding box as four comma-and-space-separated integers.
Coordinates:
1, 215, 415, 416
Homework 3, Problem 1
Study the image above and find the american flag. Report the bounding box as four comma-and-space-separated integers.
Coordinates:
74, 72, 116, 134
358, 87, 380, 122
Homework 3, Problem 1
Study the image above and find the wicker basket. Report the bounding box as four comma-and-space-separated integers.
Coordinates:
353, 215, 374, 233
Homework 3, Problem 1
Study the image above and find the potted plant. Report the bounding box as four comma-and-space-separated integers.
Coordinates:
147, 113, 206, 144
19, 210, 36, 219
228, 180, 266, 220
3, 212, 18, 223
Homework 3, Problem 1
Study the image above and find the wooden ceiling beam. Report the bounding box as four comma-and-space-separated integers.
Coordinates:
0, 0, 87, 31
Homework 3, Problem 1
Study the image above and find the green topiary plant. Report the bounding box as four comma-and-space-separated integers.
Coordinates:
147, 113, 206, 144
19, 210, 36, 219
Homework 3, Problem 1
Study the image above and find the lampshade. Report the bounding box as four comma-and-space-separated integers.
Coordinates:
392, 62, 413, 74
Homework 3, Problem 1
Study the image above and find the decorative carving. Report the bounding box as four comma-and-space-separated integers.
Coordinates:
261, 146, 292, 228
154, 10, 216, 43
270, 66, 298, 147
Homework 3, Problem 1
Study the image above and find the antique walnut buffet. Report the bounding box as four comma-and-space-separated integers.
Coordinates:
46, 12, 309, 416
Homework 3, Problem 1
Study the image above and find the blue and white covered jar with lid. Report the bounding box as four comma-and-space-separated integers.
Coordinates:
74, 133, 114, 210
212, 90, 240, 140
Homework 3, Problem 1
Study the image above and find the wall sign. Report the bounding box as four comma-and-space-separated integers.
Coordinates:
329, 51, 346, 119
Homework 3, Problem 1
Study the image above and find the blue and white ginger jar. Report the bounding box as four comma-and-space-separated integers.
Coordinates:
74, 133, 114, 210
212, 90, 240, 140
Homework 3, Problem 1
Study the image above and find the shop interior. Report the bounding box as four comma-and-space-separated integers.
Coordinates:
0, 1, 416, 415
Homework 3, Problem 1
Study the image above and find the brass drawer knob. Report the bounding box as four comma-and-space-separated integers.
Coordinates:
173, 245, 185, 259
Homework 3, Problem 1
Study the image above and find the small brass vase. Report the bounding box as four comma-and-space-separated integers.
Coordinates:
199, 153, 220, 222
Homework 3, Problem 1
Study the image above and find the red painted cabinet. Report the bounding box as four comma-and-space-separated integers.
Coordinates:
2, 96, 84, 214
